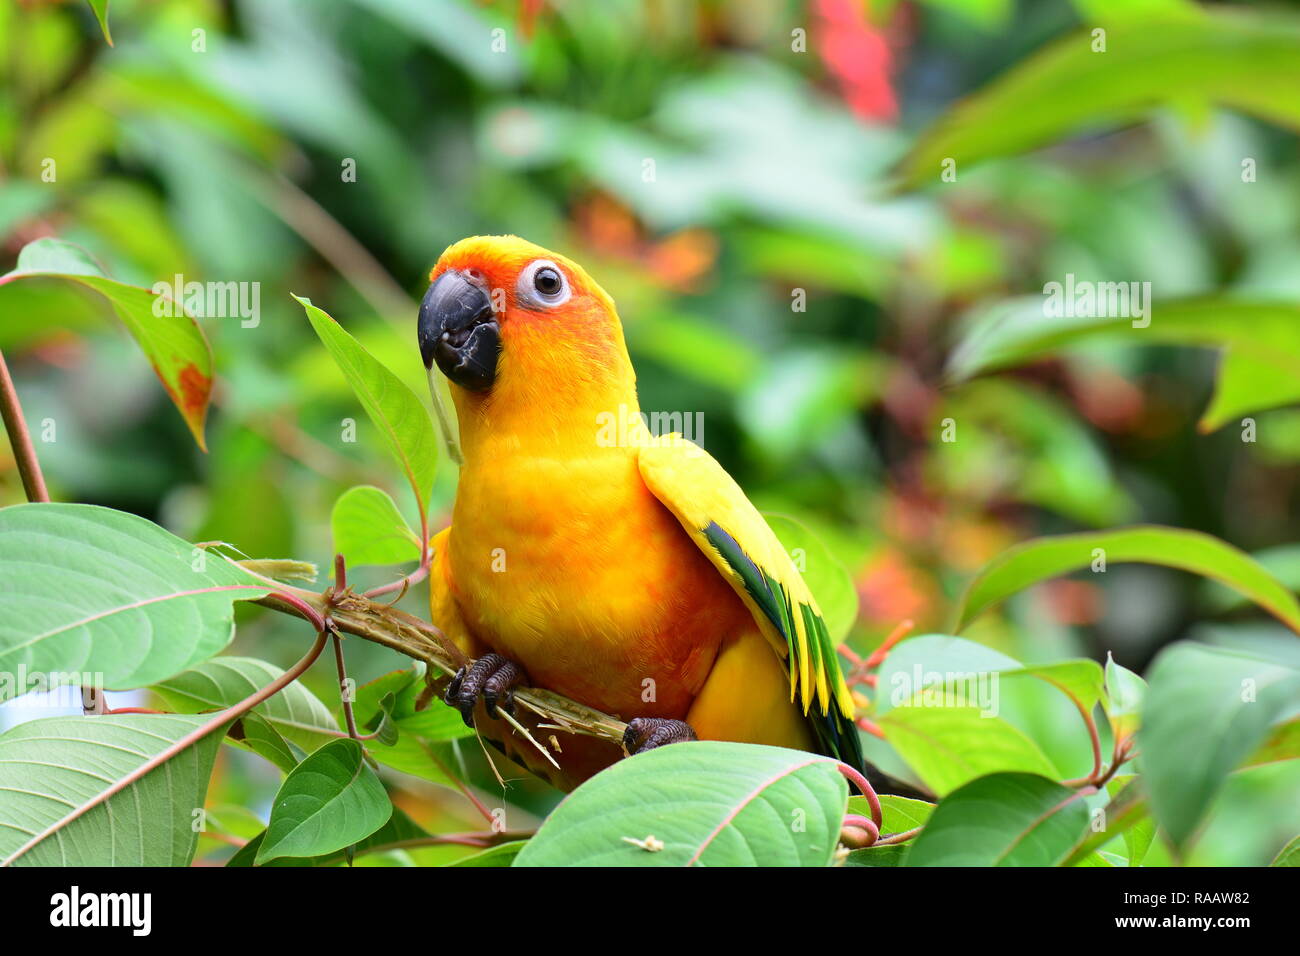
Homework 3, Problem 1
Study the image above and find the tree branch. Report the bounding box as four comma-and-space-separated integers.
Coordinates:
253, 588, 630, 750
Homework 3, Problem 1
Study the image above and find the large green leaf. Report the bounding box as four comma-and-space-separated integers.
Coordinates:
879, 704, 1059, 796
875, 634, 1021, 717
0, 713, 226, 866
1142, 642, 1300, 852
949, 298, 1300, 381
296, 296, 438, 527
764, 513, 859, 643
0, 503, 270, 691
0, 238, 213, 447
331, 485, 421, 567
905, 773, 1089, 866
953, 526, 1300, 634
152, 656, 339, 751
256, 738, 393, 864
946, 298, 1300, 430
876, 635, 1101, 714
898, 12, 1300, 188
514, 742, 849, 867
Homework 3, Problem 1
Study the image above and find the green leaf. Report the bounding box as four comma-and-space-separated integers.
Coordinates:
0, 503, 270, 691
363, 692, 401, 746
296, 296, 438, 527
1110, 776, 1156, 867
1061, 776, 1151, 866
1071, 0, 1203, 27
947, 299, 1300, 386
152, 656, 339, 751
1271, 835, 1300, 866
1246, 717, 1300, 767
947, 297, 1300, 435
230, 806, 429, 867
849, 793, 934, 835
904, 773, 1090, 866
897, 12, 1300, 188
953, 526, 1300, 634
514, 742, 849, 867
879, 704, 1059, 796
843, 844, 908, 866
256, 738, 393, 865
764, 512, 859, 643
0, 713, 226, 866
876, 634, 1101, 715
448, 841, 528, 867
0, 238, 213, 447
340, 667, 470, 787
233, 713, 301, 773
331, 485, 422, 567
237, 558, 318, 584
1142, 642, 1300, 852
1104, 653, 1147, 741
1201, 351, 1300, 432
875, 634, 1022, 716
202, 803, 267, 843
350, 666, 472, 744
86, 1, 113, 45
1009, 660, 1105, 713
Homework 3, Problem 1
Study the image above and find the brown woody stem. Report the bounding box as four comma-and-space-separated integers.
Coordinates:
0, 348, 50, 503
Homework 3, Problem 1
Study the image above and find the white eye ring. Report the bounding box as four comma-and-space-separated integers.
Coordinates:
516, 259, 571, 309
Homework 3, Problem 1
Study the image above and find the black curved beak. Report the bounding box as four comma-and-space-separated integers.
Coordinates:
418, 270, 500, 391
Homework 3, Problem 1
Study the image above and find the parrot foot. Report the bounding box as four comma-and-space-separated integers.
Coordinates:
622, 717, 698, 755
445, 653, 526, 728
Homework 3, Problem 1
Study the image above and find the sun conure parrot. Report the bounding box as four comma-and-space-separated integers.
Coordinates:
418, 235, 880, 792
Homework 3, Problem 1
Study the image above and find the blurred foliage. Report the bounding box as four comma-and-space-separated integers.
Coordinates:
2, 0, 1299, 864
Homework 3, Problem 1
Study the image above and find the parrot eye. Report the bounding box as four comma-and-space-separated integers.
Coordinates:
534, 268, 561, 295
516, 259, 571, 309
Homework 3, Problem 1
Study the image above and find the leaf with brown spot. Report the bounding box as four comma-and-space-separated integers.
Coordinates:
0, 238, 214, 449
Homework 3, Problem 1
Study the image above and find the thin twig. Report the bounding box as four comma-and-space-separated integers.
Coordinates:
0, 347, 50, 503
332, 631, 361, 739
872, 825, 924, 846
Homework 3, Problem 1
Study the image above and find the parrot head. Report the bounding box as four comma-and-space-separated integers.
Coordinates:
418, 236, 633, 408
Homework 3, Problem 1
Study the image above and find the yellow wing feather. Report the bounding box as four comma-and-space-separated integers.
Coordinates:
638, 436, 854, 717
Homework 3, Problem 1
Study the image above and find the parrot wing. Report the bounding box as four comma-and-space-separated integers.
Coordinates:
638, 436, 864, 769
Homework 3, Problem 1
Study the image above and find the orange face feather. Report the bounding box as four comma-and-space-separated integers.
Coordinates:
427, 236, 636, 454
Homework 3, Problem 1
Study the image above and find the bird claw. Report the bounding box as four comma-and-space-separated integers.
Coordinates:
622, 717, 698, 755
445, 653, 526, 728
